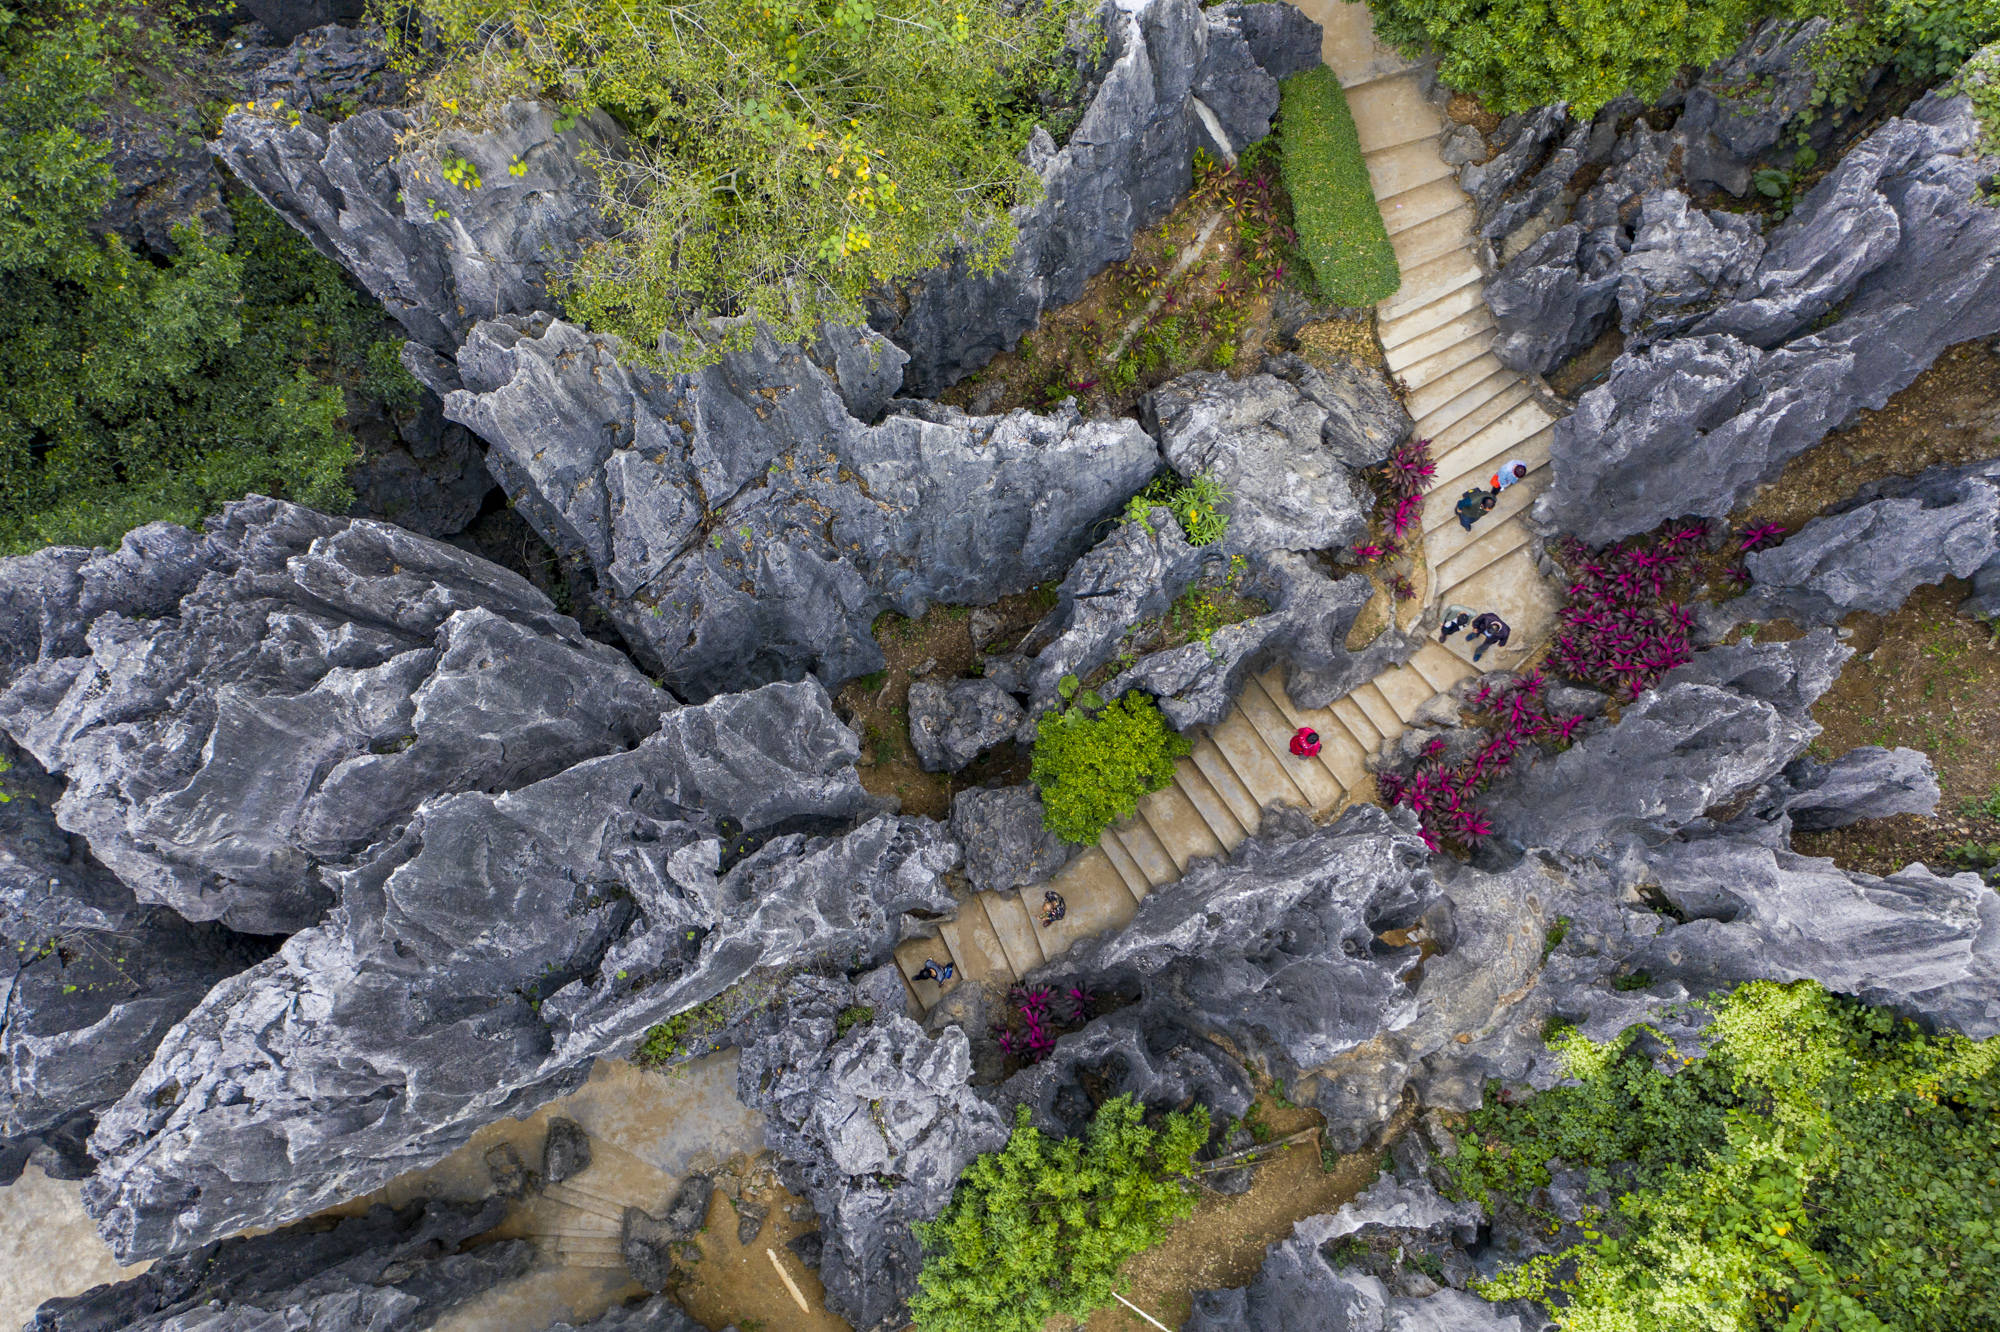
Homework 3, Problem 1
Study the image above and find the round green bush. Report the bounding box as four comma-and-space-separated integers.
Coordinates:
1030, 691, 1191, 845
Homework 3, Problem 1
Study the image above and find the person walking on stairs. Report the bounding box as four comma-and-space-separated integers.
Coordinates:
1289, 726, 1321, 758
1040, 890, 1067, 927
1489, 460, 1529, 495
1438, 604, 1475, 642
1455, 488, 1496, 532
1470, 611, 1511, 662
913, 958, 954, 984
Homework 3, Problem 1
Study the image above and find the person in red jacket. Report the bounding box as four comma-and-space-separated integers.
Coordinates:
1289, 726, 1322, 758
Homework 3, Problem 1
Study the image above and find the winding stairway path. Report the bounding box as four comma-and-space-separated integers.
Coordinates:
895, 1, 1564, 1009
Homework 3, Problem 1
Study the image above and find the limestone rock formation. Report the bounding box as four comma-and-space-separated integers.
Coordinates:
876, 0, 1323, 394
27, 1196, 531, 1331
1485, 222, 1623, 376
908, 678, 1026, 772
950, 785, 1078, 895
0, 498, 671, 935
738, 986, 1009, 1330
446, 314, 1158, 699
234, 23, 408, 120
80, 679, 954, 1262
1676, 19, 1831, 197
238, 0, 367, 41
1761, 746, 1942, 833
540, 1293, 717, 1332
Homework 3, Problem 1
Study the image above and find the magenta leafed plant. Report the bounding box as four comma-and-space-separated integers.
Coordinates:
1354, 542, 1387, 563
1376, 671, 1586, 855
1547, 524, 1705, 702
1390, 493, 1424, 539
1738, 521, 1787, 553
994, 983, 1093, 1066
1382, 437, 1436, 499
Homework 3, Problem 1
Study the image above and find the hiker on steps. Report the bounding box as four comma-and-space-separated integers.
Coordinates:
1289, 726, 1321, 758
1455, 488, 1496, 532
1439, 603, 1475, 642
1489, 460, 1529, 495
914, 958, 954, 984
1040, 890, 1067, 927
1469, 611, 1511, 663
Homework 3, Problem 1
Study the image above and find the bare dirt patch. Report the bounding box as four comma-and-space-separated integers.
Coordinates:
1445, 92, 1501, 137
676, 1153, 853, 1332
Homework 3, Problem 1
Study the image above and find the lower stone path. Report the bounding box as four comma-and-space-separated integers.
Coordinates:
895, 0, 1563, 1010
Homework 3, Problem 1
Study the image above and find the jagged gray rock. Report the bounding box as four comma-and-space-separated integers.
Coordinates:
1762, 747, 1941, 832
1140, 360, 1401, 556
215, 101, 623, 352
950, 785, 1077, 896
1, 740, 272, 1185
1713, 458, 2000, 628
446, 314, 1157, 699
81, 679, 956, 1262
1487, 222, 1623, 376
237, 24, 407, 119
539, 1293, 717, 1332
1536, 82, 2000, 543
875, 0, 1322, 394
542, 1117, 591, 1185
738, 996, 1008, 1331
995, 1005, 1258, 1139
908, 678, 1025, 772
1677, 19, 1830, 197
239, 0, 367, 41
26, 1196, 531, 1331
0, 498, 671, 935
622, 1174, 713, 1290
1616, 191, 1765, 345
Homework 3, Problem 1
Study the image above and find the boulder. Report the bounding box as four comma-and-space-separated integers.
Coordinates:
0, 498, 671, 935
1615, 191, 1765, 345
1715, 458, 2000, 627
26, 1196, 532, 1332
1139, 361, 1398, 556
621, 1174, 713, 1290
1487, 222, 1623, 376
80, 680, 954, 1262
950, 785, 1078, 895
214, 101, 624, 353
445, 314, 1158, 699
1678, 19, 1831, 197
1, 740, 272, 1185
908, 678, 1025, 773
738, 998, 1008, 1330
542, 1117, 592, 1185
876, 0, 1322, 394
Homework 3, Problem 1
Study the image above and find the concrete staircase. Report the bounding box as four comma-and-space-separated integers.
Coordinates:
895, 1, 1563, 1010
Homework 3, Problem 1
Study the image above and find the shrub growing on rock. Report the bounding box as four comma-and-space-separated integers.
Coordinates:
1278, 66, 1399, 307
1031, 689, 1192, 844
1456, 980, 2000, 1332
910, 1095, 1209, 1332
402, 0, 1090, 367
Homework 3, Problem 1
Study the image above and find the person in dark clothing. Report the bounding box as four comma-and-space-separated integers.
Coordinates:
913, 958, 954, 984
1438, 603, 1475, 642
1469, 611, 1510, 662
1455, 489, 1497, 532
1289, 726, 1322, 758
1040, 890, 1067, 927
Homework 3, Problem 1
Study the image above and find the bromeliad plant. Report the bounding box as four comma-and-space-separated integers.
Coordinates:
1546, 523, 1707, 702
992, 984, 1098, 1066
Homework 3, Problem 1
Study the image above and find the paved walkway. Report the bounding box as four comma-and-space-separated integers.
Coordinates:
895, 1, 1562, 1009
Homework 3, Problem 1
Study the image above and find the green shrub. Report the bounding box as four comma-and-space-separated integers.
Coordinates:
909, 1096, 1210, 1332
1961, 43, 2000, 158
1031, 691, 1191, 845
1453, 980, 2000, 1332
402, 0, 1091, 368
1364, 0, 1809, 116
1123, 471, 1231, 546
1277, 67, 1398, 307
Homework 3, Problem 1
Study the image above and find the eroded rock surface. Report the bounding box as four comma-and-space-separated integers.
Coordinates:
908, 678, 1025, 772
950, 785, 1077, 895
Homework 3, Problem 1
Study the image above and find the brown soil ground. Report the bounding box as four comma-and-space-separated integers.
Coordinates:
1446, 92, 1502, 137
1073, 1096, 1408, 1331
677, 1154, 853, 1332
835, 588, 1058, 818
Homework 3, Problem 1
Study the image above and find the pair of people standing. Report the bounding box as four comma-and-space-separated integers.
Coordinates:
1453, 459, 1530, 532
1440, 603, 1510, 662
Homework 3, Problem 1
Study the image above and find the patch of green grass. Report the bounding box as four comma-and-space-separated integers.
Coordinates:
1541, 915, 1572, 963
836, 1004, 875, 1036
1277, 67, 1399, 308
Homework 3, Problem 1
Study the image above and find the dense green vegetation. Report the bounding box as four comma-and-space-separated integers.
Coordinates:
1123, 471, 1231, 547
910, 1096, 1210, 1332
1031, 689, 1192, 844
0, 0, 406, 554
1452, 981, 2000, 1331
1277, 67, 1399, 307
401, 0, 1091, 368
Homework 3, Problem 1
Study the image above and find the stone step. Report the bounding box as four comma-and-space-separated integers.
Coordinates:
1114, 814, 1181, 887
1018, 848, 1137, 956
1407, 351, 1507, 420
1388, 203, 1475, 273
1174, 756, 1251, 854
1347, 76, 1445, 153
1247, 667, 1360, 800
1425, 452, 1549, 560
527, 1220, 624, 1240
1138, 781, 1228, 875
1396, 325, 1495, 395
1098, 828, 1153, 904
1361, 137, 1454, 206
1350, 680, 1405, 739
1412, 370, 1521, 445
1372, 656, 1443, 722
979, 889, 1048, 978
939, 905, 1013, 984
1329, 693, 1383, 752
1236, 675, 1345, 811
551, 1235, 625, 1255
1189, 735, 1264, 833
1435, 512, 1536, 591
1410, 639, 1478, 694
1385, 304, 1496, 377
1309, 0, 1423, 88
1429, 399, 1556, 492
542, 1182, 628, 1224
1377, 177, 1476, 239
1207, 706, 1310, 812
1379, 249, 1483, 321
